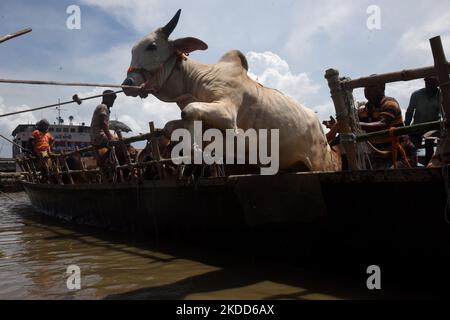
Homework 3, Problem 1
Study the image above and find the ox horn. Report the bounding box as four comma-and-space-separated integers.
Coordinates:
161, 9, 181, 38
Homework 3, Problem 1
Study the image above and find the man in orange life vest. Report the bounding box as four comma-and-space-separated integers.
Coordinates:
30, 119, 55, 173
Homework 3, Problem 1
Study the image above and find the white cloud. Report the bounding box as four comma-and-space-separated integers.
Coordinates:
246, 51, 321, 105
388, 4, 450, 67
284, 0, 356, 59
74, 43, 133, 84
0, 96, 38, 157
80, 0, 162, 33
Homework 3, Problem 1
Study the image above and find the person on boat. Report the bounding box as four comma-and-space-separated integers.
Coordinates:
405, 77, 442, 165
358, 82, 412, 169
90, 90, 117, 147
89, 90, 117, 180
30, 119, 54, 155
30, 119, 55, 179
405, 77, 442, 144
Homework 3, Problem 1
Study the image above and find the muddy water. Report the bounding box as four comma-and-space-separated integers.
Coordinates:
0, 192, 439, 300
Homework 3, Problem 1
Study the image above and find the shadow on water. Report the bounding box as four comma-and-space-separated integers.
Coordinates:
10, 202, 450, 300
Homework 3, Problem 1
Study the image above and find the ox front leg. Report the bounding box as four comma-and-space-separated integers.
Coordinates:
181, 101, 237, 167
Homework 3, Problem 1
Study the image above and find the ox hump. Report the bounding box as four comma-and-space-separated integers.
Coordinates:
218, 50, 248, 71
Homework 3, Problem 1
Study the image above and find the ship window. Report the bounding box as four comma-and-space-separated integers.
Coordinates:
63, 128, 69, 132
70, 128, 76, 133
49, 128, 54, 132
56, 128, 61, 132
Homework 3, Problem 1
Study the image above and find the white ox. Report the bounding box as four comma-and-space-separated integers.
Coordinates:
122, 10, 337, 172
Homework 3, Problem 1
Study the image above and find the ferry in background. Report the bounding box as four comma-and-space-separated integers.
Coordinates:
11, 120, 91, 158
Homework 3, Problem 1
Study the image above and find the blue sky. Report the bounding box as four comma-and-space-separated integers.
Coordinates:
1, 0, 450, 157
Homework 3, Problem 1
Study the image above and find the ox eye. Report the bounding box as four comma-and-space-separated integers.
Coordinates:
146, 43, 157, 51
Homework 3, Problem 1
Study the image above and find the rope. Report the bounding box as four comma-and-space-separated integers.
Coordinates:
0, 133, 32, 153
389, 127, 412, 169
0, 78, 141, 89
0, 90, 122, 118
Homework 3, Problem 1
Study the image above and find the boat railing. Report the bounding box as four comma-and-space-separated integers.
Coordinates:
325, 35, 450, 170
15, 121, 201, 185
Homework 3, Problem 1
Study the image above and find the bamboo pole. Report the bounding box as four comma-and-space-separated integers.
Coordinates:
356, 120, 441, 142
430, 36, 450, 122
342, 63, 450, 90
325, 69, 360, 170
149, 122, 165, 179
111, 146, 123, 183
0, 172, 25, 178
429, 36, 450, 165
61, 151, 74, 185
0, 90, 123, 118
75, 146, 91, 184
60, 131, 162, 158
116, 131, 137, 181
0, 78, 141, 90
0, 28, 32, 44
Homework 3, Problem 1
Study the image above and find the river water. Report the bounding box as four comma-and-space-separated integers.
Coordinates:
0, 191, 445, 300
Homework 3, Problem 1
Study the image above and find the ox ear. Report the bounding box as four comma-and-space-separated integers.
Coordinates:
172, 37, 208, 54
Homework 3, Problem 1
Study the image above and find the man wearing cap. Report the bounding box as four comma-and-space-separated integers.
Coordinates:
405, 77, 442, 148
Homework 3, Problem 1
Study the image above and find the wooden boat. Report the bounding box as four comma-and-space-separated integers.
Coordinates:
16, 35, 450, 260
21, 167, 450, 256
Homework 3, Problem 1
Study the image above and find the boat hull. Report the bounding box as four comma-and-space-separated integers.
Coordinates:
22, 169, 450, 255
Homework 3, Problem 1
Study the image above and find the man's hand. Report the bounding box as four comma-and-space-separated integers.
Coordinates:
322, 116, 336, 129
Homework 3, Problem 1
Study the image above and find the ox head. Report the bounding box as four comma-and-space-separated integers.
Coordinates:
122, 9, 208, 97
